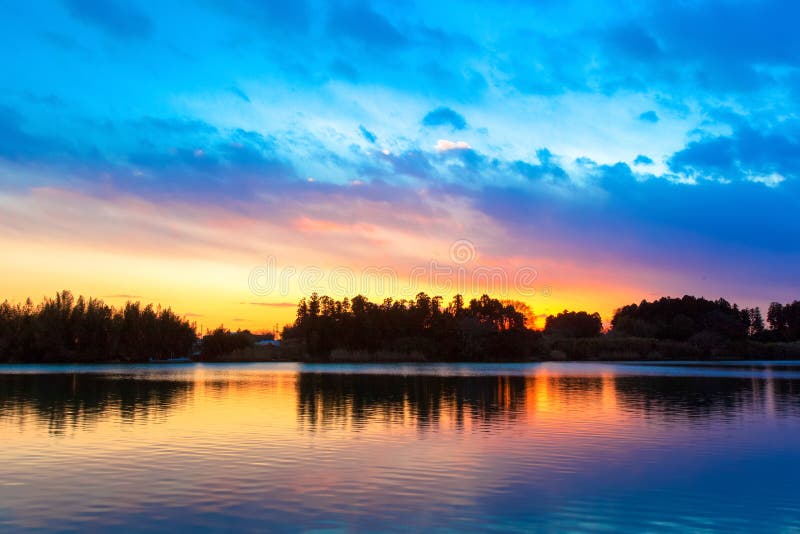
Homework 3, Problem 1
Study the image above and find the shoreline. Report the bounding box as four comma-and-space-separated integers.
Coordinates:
5, 337, 800, 365
4, 356, 800, 366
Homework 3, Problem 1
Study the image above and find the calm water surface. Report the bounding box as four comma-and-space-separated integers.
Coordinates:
2, 361, 800, 532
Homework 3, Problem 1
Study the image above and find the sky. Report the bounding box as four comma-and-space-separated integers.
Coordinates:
1, 0, 799, 333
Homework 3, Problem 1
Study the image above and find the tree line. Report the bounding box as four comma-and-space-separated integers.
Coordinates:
2, 290, 799, 363
282, 292, 536, 360
283, 292, 800, 361
0, 291, 196, 362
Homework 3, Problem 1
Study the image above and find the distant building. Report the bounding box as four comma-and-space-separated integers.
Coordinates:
255, 339, 280, 347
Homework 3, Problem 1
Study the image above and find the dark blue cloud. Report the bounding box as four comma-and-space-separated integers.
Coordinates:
327, 4, 406, 50
503, 33, 589, 95
227, 87, 251, 103
638, 111, 659, 123
422, 107, 468, 130
220, 129, 282, 169
653, 1, 800, 69
128, 147, 220, 174
358, 125, 377, 144
0, 105, 72, 161
493, 1, 800, 98
111, 125, 295, 197
606, 25, 661, 60
440, 147, 493, 180
475, 159, 800, 291
669, 122, 800, 182
43, 0, 798, 107
513, 149, 569, 183
329, 59, 359, 82
414, 25, 480, 54
61, 0, 152, 39
382, 150, 434, 181
634, 155, 653, 165
600, 173, 800, 265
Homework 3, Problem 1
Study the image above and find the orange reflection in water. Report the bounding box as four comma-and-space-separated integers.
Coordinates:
2, 363, 786, 443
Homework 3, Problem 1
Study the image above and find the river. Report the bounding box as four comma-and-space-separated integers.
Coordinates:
1, 361, 799, 532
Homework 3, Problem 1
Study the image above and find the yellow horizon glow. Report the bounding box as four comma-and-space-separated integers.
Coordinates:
0, 186, 667, 333
0, 236, 647, 333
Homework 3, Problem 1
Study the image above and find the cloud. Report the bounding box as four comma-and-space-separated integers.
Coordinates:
327, 4, 406, 50
102, 294, 143, 299
607, 26, 661, 60
227, 86, 251, 103
119, 126, 295, 197
359, 125, 377, 144
668, 123, 800, 183
422, 107, 468, 130
0, 106, 69, 162
634, 155, 653, 165
435, 139, 470, 152
748, 173, 785, 187
512, 150, 569, 183
651, 1, 800, 89
442, 148, 488, 178
490, 1, 800, 98
62, 0, 152, 39
381, 149, 435, 181
330, 59, 359, 82
638, 111, 659, 123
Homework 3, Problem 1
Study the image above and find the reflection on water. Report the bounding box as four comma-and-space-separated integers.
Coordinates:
297, 374, 528, 430
0, 373, 192, 434
1, 362, 800, 532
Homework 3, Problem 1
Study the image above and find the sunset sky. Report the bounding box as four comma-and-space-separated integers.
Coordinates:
1, 0, 799, 333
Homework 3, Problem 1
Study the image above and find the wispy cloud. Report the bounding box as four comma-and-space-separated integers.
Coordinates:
247, 302, 297, 308
227, 86, 251, 103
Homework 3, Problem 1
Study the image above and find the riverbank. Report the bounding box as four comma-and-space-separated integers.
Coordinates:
205, 337, 800, 363
5, 338, 800, 364
173, 342, 800, 363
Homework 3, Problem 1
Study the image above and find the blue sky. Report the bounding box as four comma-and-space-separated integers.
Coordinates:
1, 0, 799, 326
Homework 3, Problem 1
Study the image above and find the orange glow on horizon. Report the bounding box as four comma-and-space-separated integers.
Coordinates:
0, 187, 674, 332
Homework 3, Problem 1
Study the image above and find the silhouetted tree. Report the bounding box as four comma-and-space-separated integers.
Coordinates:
0, 291, 196, 362
200, 327, 254, 360
283, 293, 535, 360
544, 310, 603, 338
611, 296, 750, 341
748, 308, 765, 336
766, 301, 800, 341
767, 302, 786, 333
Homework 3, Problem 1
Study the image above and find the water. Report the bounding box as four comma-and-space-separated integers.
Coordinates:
1, 362, 800, 532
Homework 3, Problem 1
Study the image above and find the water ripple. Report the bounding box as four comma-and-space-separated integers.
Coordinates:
1, 362, 800, 532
